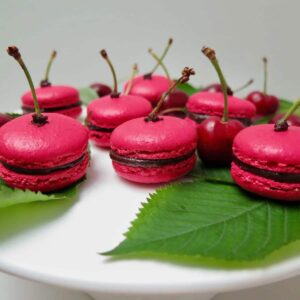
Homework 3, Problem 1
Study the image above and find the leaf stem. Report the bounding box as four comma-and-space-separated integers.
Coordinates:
202, 46, 229, 123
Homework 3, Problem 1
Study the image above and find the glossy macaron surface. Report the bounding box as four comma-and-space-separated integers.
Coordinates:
187, 91, 256, 119
22, 85, 80, 108
124, 75, 171, 105
0, 113, 88, 168
87, 94, 152, 129
233, 124, 300, 173
111, 116, 197, 159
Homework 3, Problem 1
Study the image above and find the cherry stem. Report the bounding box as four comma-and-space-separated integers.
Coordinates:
146, 67, 195, 121
100, 49, 118, 96
148, 38, 173, 76
202, 46, 229, 123
7, 46, 41, 117
44, 50, 57, 82
148, 48, 171, 81
233, 79, 254, 93
124, 63, 138, 95
159, 107, 187, 116
263, 57, 268, 94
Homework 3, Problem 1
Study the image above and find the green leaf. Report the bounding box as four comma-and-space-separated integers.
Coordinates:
279, 98, 300, 116
0, 179, 81, 209
79, 87, 99, 105
177, 82, 201, 95
6, 112, 22, 119
104, 180, 300, 262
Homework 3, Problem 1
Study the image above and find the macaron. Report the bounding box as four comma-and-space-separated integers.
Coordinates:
86, 94, 152, 148
123, 74, 171, 106
110, 116, 197, 183
22, 85, 82, 118
186, 91, 256, 126
0, 113, 89, 192
231, 124, 300, 201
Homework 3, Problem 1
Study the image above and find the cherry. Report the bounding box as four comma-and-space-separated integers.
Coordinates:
90, 83, 112, 97
246, 57, 279, 115
0, 113, 13, 127
270, 113, 300, 127
197, 46, 245, 166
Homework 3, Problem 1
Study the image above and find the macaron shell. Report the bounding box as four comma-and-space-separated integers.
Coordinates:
89, 131, 111, 148
112, 154, 196, 184
187, 91, 256, 119
233, 124, 300, 173
110, 116, 197, 160
0, 113, 89, 168
22, 85, 80, 108
87, 94, 152, 128
231, 162, 300, 201
0, 152, 89, 192
51, 105, 82, 119
124, 75, 171, 105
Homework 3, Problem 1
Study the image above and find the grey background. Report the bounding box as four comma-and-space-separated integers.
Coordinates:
1, 0, 300, 299
1, 0, 299, 113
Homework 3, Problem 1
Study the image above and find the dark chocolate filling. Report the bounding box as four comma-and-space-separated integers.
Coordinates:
110, 150, 195, 168
234, 156, 300, 183
22, 101, 82, 113
1, 153, 87, 175
86, 122, 114, 133
187, 111, 252, 126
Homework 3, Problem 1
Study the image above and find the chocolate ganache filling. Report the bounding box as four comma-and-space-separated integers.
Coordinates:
22, 101, 82, 113
187, 111, 252, 126
1, 152, 87, 175
234, 156, 300, 183
110, 150, 195, 168
86, 122, 114, 133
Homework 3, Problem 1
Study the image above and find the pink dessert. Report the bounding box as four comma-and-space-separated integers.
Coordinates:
110, 116, 197, 183
186, 91, 256, 126
86, 94, 152, 148
231, 124, 300, 201
123, 74, 171, 106
0, 113, 89, 192
22, 85, 82, 118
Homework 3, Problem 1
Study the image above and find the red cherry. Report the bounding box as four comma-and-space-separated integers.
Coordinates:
270, 113, 300, 127
197, 116, 245, 165
246, 91, 279, 115
161, 89, 188, 109
202, 83, 233, 95
90, 83, 112, 97
0, 113, 13, 127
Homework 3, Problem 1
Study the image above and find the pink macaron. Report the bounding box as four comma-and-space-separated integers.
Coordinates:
231, 124, 300, 201
110, 116, 197, 183
186, 91, 256, 126
123, 74, 171, 106
22, 85, 82, 118
0, 113, 89, 192
86, 94, 152, 148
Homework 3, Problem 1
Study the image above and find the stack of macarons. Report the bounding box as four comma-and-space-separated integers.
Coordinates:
86, 49, 152, 148
0, 112, 89, 192
110, 116, 197, 183
231, 123, 300, 201
186, 91, 256, 126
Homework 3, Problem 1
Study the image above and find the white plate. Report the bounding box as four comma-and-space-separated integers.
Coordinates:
0, 145, 300, 300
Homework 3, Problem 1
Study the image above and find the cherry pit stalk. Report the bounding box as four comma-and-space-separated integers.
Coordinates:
197, 47, 245, 166
246, 57, 279, 116
147, 48, 188, 117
